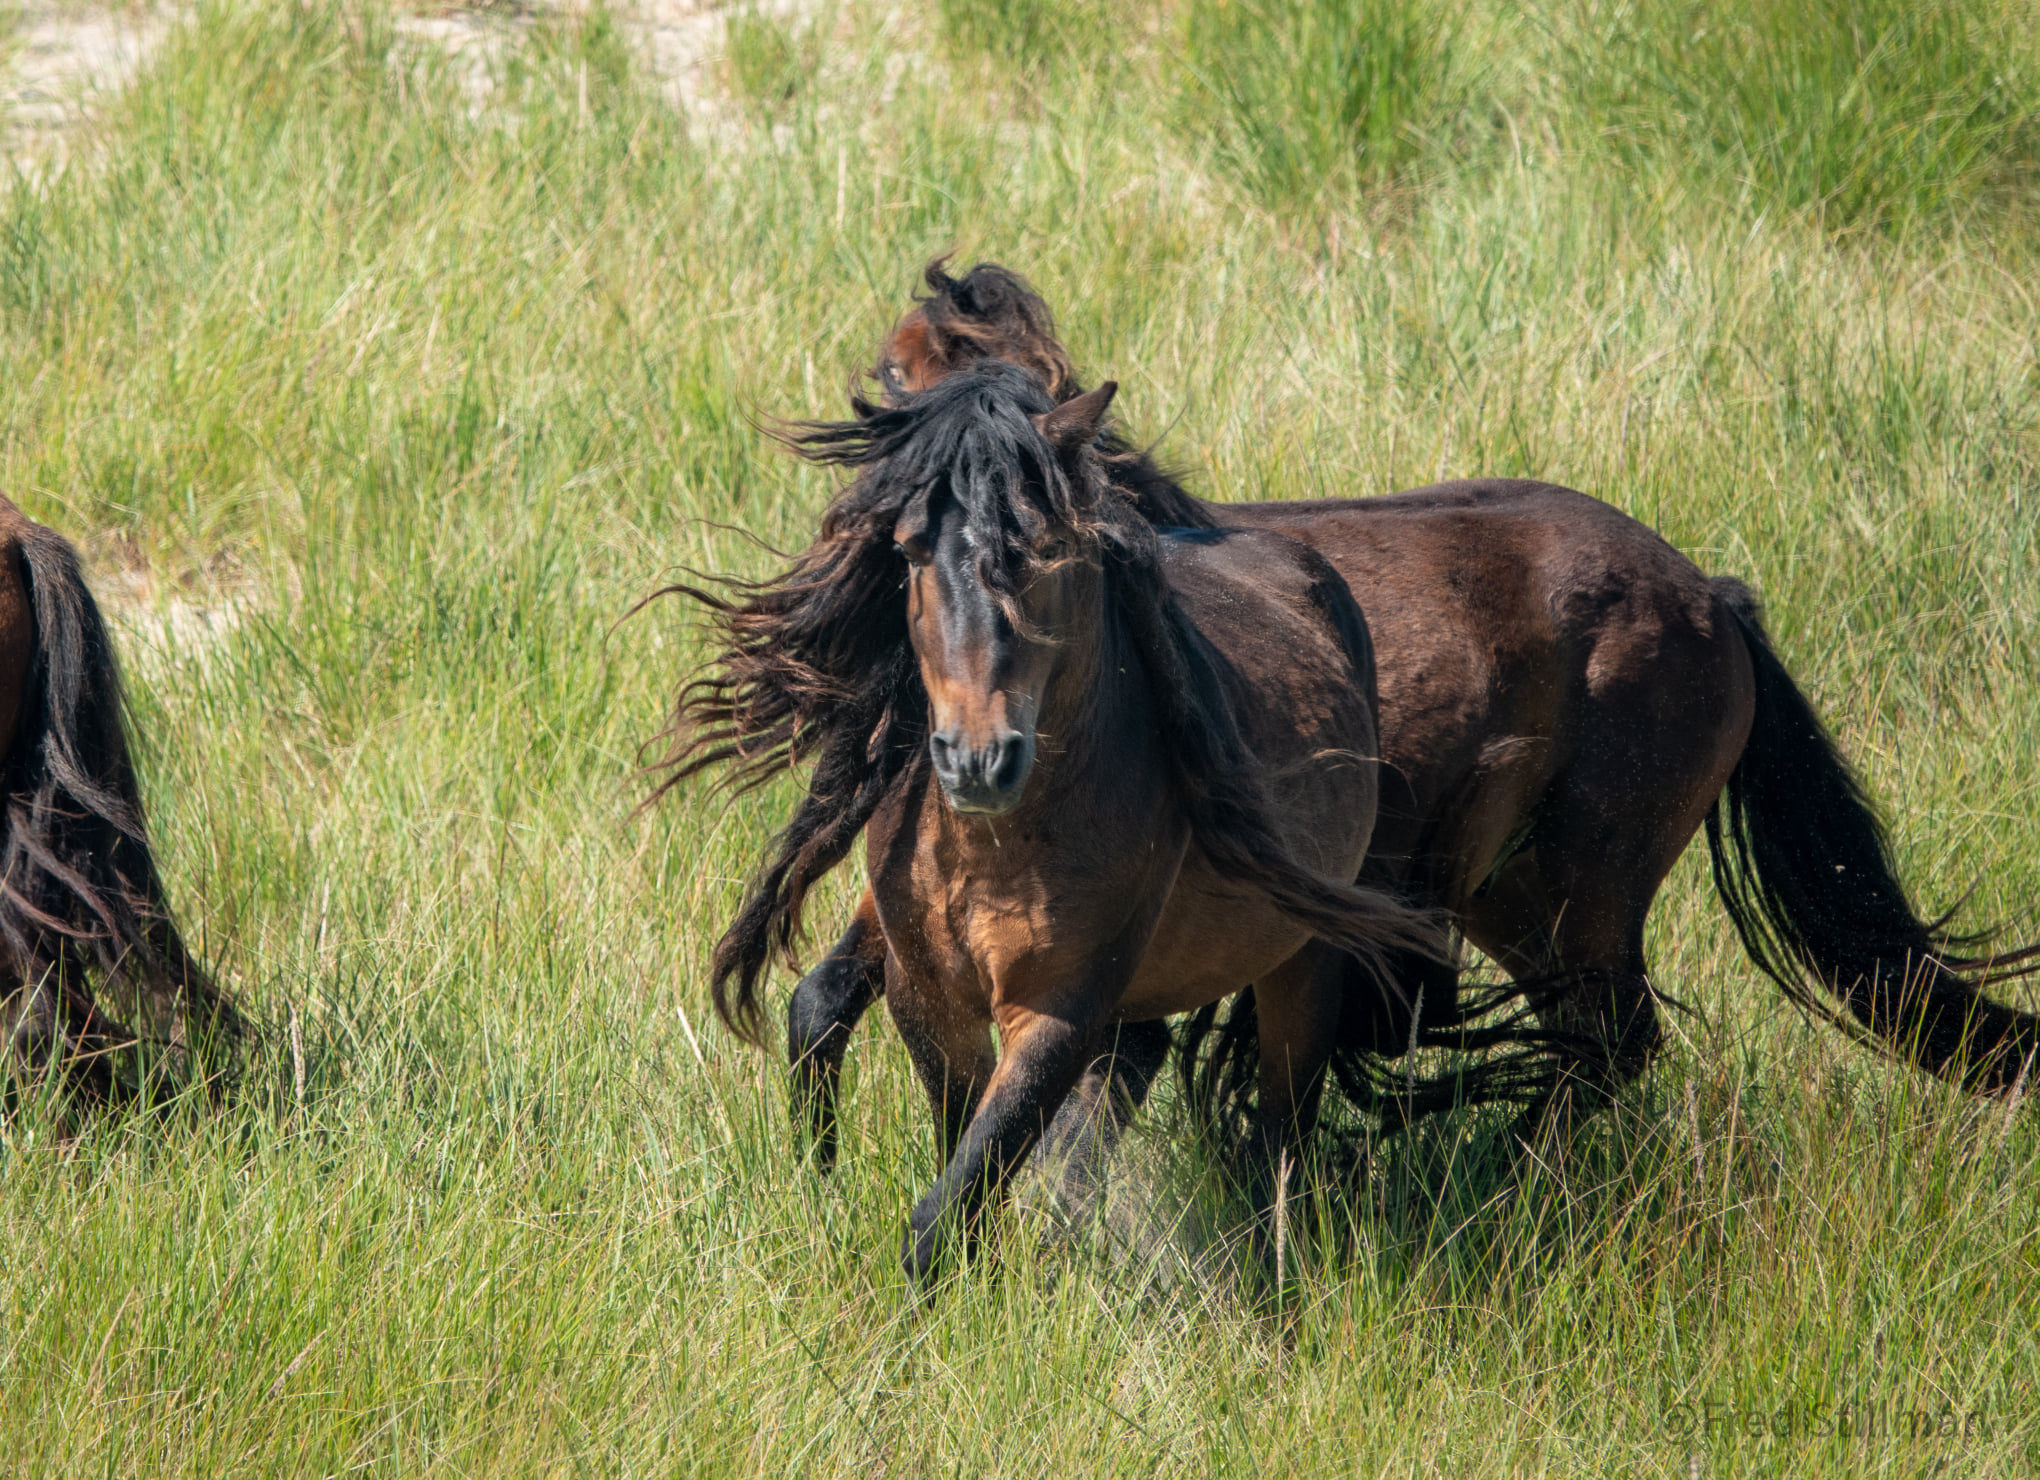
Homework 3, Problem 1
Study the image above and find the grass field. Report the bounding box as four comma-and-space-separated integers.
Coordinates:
1, 0, 2038, 1472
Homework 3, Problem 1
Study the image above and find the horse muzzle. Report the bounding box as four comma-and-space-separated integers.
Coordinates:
929, 727, 1035, 816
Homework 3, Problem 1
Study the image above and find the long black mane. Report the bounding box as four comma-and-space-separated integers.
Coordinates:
657, 361, 1442, 1043
2, 521, 243, 1102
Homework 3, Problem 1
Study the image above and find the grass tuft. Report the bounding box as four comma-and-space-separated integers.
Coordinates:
1181, 0, 1480, 207
1572, 0, 2040, 231
723, 9, 822, 112
938, 0, 1114, 69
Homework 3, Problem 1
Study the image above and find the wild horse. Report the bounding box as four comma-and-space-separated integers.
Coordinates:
658, 364, 1457, 1281
784, 260, 2040, 1167
0, 496, 241, 1107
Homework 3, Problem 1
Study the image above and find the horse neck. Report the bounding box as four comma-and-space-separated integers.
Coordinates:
1100, 440, 1213, 530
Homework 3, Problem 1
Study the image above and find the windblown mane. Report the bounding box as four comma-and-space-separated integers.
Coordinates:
884, 260, 1217, 534
656, 361, 1442, 1043
895, 258, 1082, 404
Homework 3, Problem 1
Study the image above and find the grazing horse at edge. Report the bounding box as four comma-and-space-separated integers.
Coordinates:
656, 364, 1454, 1282
783, 260, 2040, 1170
0, 496, 241, 1108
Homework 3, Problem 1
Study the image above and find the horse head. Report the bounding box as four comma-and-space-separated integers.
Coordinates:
874, 258, 1081, 405
892, 376, 1119, 815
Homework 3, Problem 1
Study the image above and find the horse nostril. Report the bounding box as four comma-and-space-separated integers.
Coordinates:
930, 728, 1031, 810
989, 734, 1030, 793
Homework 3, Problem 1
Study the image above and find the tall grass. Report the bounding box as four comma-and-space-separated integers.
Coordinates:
1180, 0, 1479, 206
1569, 0, 2040, 230
937, 0, 1120, 70
0, 0, 2034, 1473
722, 8, 822, 112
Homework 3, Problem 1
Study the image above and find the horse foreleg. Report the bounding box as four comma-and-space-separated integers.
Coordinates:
787, 892, 889, 1171
901, 1006, 1092, 1288
887, 953, 994, 1177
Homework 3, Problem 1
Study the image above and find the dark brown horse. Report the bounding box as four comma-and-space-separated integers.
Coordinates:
785, 260, 2040, 1167
0, 496, 241, 1108
658, 363, 1456, 1281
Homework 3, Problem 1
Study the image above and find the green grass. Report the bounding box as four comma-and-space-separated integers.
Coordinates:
1566, 0, 2040, 232
722, 8, 822, 113
0, 0, 2036, 1473
1181, 0, 1480, 207
937, 0, 1119, 70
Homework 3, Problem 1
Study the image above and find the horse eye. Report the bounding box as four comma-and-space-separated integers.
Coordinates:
895, 537, 930, 566
881, 363, 906, 398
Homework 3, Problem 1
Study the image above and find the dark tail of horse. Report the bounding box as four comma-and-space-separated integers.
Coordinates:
0, 524, 243, 1100
1706, 577, 2040, 1094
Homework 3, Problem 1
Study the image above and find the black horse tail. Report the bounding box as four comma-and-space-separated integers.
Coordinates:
1706, 577, 2040, 1094
0, 522, 243, 1092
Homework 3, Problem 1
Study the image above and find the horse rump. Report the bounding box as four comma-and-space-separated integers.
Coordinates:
0, 521, 242, 1106
1706, 576, 2040, 1094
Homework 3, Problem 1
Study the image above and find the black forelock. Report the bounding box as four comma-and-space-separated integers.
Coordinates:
797, 358, 1060, 477
792, 361, 1117, 600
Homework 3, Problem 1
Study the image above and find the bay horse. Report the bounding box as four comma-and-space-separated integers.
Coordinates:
784, 260, 2040, 1167
658, 363, 1457, 1282
0, 496, 241, 1108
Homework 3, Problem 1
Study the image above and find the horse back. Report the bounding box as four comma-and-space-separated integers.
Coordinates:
1216, 480, 1728, 885
1223, 478, 1720, 647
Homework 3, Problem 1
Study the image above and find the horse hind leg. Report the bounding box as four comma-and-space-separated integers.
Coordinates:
1460, 852, 1661, 1153
787, 896, 889, 1171
1465, 604, 1752, 1147
1466, 799, 1743, 1146
1236, 942, 1351, 1284
1036, 1018, 1171, 1214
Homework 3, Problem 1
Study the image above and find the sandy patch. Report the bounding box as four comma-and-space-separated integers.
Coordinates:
1, 3, 174, 164
94, 560, 254, 680
2, 1, 823, 166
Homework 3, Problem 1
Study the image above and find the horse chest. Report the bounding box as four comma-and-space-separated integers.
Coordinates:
1117, 863, 1316, 1019
871, 787, 1194, 1019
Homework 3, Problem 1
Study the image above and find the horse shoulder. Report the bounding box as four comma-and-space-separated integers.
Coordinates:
1158, 529, 1374, 737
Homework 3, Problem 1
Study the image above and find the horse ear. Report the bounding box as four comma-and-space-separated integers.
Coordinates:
892, 484, 935, 553
1036, 381, 1117, 458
